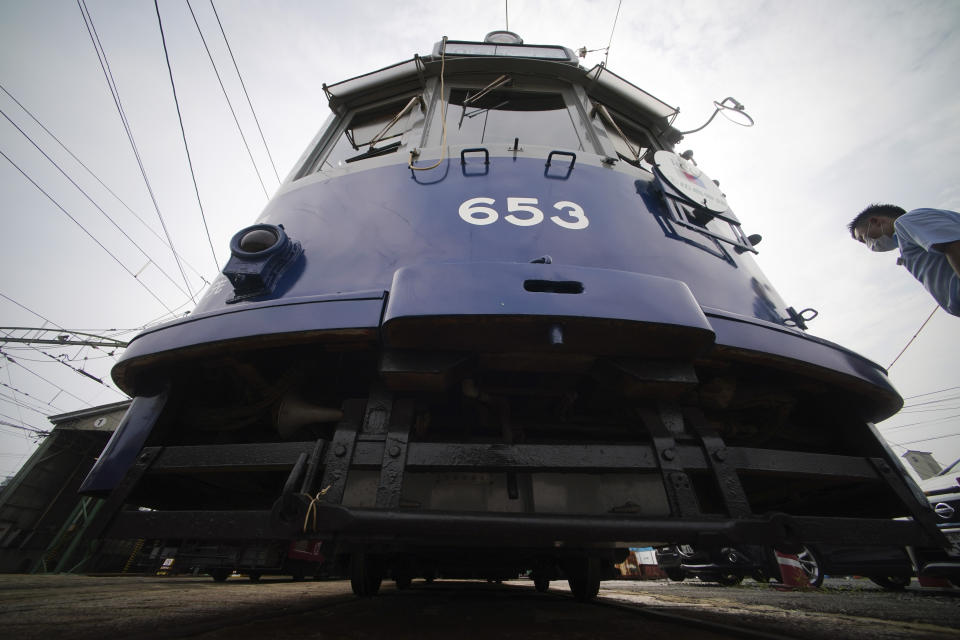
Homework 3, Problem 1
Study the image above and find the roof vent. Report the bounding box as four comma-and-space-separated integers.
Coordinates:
484, 30, 523, 44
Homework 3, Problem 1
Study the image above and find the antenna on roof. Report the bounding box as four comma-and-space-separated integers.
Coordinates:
577, 0, 623, 65
505, 0, 509, 31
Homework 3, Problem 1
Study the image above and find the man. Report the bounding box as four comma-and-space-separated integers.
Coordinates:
849, 204, 960, 316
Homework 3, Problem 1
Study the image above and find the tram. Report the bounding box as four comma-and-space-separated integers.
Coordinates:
77, 32, 951, 598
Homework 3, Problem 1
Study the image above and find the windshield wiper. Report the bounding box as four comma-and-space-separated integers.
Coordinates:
459, 75, 512, 128
592, 103, 641, 163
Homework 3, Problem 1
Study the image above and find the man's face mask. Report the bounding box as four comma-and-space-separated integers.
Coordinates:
863, 222, 898, 252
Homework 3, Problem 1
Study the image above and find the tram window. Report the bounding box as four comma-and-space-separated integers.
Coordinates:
438, 89, 583, 150
592, 105, 655, 169
321, 97, 419, 169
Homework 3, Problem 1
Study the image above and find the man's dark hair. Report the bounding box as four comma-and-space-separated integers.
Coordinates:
848, 204, 906, 238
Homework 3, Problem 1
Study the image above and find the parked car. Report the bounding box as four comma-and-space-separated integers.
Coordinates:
915, 458, 960, 586
655, 543, 913, 590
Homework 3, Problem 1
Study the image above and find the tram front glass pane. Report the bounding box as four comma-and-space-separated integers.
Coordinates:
438, 89, 583, 150
321, 98, 412, 169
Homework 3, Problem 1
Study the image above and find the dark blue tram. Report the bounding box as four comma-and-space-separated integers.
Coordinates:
77, 32, 952, 596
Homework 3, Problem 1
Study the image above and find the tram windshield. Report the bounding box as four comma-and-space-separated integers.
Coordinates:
322, 97, 420, 169
437, 89, 583, 150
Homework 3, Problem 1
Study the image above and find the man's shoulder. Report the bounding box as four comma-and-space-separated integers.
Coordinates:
896, 208, 960, 251
902, 207, 960, 221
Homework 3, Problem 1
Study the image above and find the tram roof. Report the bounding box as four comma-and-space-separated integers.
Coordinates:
322, 37, 681, 137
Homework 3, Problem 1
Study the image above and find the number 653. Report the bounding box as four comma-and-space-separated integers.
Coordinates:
458, 197, 589, 230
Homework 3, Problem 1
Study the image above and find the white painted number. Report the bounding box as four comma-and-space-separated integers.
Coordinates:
458, 197, 589, 230
505, 197, 544, 226
459, 197, 499, 225
550, 201, 589, 230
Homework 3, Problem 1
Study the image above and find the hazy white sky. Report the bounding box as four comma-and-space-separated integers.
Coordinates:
0, 0, 958, 480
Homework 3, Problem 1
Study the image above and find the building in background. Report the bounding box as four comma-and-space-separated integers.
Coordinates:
902, 450, 943, 481
0, 402, 128, 573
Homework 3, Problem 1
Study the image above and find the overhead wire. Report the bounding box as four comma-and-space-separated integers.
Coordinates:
209, 0, 281, 184
0, 337, 122, 396
0, 418, 50, 438
886, 431, 960, 448
0, 378, 67, 413
897, 405, 960, 415
186, 0, 269, 202
154, 0, 223, 272
0, 149, 176, 314
0, 412, 49, 434
901, 395, 960, 409
77, 0, 197, 305
0, 390, 60, 417
0, 104, 196, 299
0, 82, 212, 288
604, 0, 623, 67
3, 357, 26, 431
879, 413, 960, 431
1, 351, 95, 408
904, 385, 960, 400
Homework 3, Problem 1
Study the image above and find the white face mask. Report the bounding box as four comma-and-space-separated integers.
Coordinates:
865, 234, 898, 252
862, 220, 898, 252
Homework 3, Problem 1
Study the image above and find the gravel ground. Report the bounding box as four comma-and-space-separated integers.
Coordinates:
1, 574, 958, 639
599, 577, 960, 639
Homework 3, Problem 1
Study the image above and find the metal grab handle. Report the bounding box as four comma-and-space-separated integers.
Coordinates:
460, 148, 490, 165
545, 150, 576, 169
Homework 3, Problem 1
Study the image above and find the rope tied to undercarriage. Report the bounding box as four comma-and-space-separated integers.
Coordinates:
300, 485, 332, 533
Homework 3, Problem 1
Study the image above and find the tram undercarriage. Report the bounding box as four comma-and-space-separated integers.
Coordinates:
72, 329, 946, 597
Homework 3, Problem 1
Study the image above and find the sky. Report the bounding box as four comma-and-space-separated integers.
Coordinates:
0, 0, 958, 482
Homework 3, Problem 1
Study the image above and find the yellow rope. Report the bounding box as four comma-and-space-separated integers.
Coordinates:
301, 485, 332, 533
409, 36, 448, 171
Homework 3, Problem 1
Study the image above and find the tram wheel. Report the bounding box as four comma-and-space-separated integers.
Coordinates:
395, 573, 413, 590
869, 575, 911, 591
350, 553, 383, 597
566, 557, 601, 601
533, 576, 550, 592
209, 568, 230, 582
716, 573, 744, 587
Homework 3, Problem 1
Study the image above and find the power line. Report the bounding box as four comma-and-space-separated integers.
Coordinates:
0, 412, 49, 434
879, 412, 960, 432
187, 0, 270, 204
0, 337, 119, 395
0, 82, 209, 287
209, 0, 281, 184
0, 327, 128, 348
904, 385, 960, 400
605, 0, 623, 67
0, 104, 196, 299
0, 419, 49, 438
902, 395, 960, 409
886, 432, 960, 448
154, 0, 223, 273
77, 0, 197, 306
0, 350, 115, 364
1, 351, 93, 408
888, 304, 938, 369
0, 390, 58, 418
0, 292, 121, 364
0, 148, 176, 314
899, 405, 960, 415
0, 381, 65, 414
